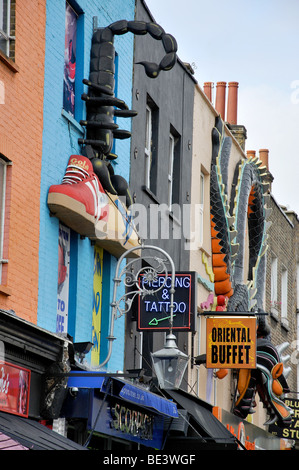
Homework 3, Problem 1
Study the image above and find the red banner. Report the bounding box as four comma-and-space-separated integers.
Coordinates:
0, 361, 31, 417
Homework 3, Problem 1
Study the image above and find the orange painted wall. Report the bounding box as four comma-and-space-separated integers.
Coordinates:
0, 1, 46, 323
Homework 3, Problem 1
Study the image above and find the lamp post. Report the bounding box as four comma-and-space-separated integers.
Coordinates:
98, 244, 189, 390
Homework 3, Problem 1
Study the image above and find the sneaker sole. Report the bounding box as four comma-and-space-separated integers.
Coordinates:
47, 192, 97, 238
48, 192, 140, 258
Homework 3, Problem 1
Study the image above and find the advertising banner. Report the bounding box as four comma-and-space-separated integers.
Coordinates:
0, 361, 31, 417
56, 223, 70, 333
91, 246, 103, 366
63, 1, 77, 116
206, 316, 256, 369
137, 272, 196, 331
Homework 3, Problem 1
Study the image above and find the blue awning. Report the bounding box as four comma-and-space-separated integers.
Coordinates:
67, 372, 178, 418
119, 382, 178, 418
67, 371, 105, 389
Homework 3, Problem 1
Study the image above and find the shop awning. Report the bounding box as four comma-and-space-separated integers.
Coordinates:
118, 382, 178, 418
67, 372, 178, 418
67, 371, 105, 389
166, 389, 237, 446
0, 411, 87, 450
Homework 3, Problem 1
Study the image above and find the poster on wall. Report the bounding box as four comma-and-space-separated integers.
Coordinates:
56, 223, 70, 334
91, 246, 103, 366
0, 362, 31, 417
63, 1, 77, 116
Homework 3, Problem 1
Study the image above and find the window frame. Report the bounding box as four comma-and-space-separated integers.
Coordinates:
281, 266, 288, 326
270, 255, 278, 315
144, 104, 152, 189
168, 128, 181, 212
0, 0, 15, 60
198, 171, 204, 246
167, 133, 175, 210
144, 96, 159, 195
0, 157, 8, 284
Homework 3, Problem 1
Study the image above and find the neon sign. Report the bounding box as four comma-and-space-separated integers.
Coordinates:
137, 272, 196, 331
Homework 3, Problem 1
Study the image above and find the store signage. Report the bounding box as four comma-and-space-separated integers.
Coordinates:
90, 395, 165, 449
213, 406, 286, 450
137, 272, 196, 331
110, 402, 154, 440
206, 316, 256, 369
0, 361, 31, 417
269, 398, 299, 441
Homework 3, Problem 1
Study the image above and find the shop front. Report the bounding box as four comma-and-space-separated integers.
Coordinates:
212, 406, 294, 450
62, 372, 179, 449
0, 308, 86, 450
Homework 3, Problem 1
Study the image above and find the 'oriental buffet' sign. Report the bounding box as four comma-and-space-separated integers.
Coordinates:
0, 361, 31, 417
206, 316, 256, 369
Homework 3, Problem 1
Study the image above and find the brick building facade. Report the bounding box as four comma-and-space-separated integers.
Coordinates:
0, 0, 46, 323
265, 195, 299, 395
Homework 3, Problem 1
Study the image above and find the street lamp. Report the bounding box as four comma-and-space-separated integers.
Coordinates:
98, 244, 189, 390
151, 333, 189, 390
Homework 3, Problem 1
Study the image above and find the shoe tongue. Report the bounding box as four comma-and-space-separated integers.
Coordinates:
68, 155, 92, 173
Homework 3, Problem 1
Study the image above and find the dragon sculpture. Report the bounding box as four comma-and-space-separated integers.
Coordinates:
208, 116, 292, 427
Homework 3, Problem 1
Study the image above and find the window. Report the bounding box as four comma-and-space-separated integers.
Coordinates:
63, 1, 78, 117
270, 256, 278, 314
199, 172, 204, 246
0, 157, 8, 284
281, 267, 288, 326
168, 129, 180, 211
144, 96, 158, 194
0, 0, 15, 60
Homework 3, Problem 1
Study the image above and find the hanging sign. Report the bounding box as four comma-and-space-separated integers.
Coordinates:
137, 272, 196, 331
206, 316, 256, 369
269, 398, 299, 441
0, 361, 31, 417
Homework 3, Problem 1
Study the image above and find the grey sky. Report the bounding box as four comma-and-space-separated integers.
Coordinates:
145, 0, 299, 213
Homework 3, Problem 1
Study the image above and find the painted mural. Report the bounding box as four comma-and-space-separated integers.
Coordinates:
48, 20, 177, 258
208, 116, 292, 427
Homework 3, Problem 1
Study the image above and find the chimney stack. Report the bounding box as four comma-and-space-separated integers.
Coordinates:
246, 150, 256, 159
203, 82, 213, 102
215, 82, 226, 120
259, 149, 269, 170
227, 82, 239, 125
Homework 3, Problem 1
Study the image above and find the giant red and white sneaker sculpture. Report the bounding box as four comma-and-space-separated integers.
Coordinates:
48, 155, 140, 257
48, 155, 109, 238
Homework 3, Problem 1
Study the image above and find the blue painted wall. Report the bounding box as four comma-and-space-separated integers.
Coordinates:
38, 0, 135, 372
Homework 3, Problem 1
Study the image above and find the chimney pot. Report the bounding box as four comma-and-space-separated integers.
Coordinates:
203, 82, 213, 102
259, 149, 269, 170
246, 150, 256, 159
227, 82, 239, 125
215, 82, 227, 120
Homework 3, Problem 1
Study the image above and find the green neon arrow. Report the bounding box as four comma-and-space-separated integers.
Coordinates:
149, 314, 176, 326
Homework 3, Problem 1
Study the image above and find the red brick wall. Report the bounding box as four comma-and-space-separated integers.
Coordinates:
0, 1, 46, 323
